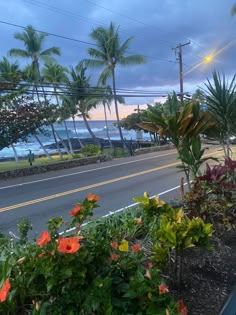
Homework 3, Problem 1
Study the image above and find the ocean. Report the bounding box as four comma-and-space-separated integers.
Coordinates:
0, 120, 147, 159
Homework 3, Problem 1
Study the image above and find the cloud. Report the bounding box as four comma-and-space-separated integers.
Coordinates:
0, 0, 236, 106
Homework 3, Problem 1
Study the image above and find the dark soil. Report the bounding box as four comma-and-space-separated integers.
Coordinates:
167, 228, 236, 315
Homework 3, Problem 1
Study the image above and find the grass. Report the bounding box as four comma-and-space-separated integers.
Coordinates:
0, 154, 72, 171
0, 147, 130, 172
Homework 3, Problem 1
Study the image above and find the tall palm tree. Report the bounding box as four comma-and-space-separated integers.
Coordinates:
9, 25, 60, 83
42, 61, 72, 153
9, 25, 62, 159
84, 22, 145, 144
98, 85, 124, 145
65, 64, 99, 142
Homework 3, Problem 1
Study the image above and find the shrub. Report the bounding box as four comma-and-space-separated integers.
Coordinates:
0, 194, 185, 315
80, 144, 101, 157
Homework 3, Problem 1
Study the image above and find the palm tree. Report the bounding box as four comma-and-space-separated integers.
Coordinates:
42, 61, 72, 154
9, 25, 60, 83
98, 85, 125, 145
0, 57, 22, 88
9, 25, 62, 159
204, 71, 236, 157
231, 3, 236, 15
84, 22, 145, 144
65, 64, 99, 142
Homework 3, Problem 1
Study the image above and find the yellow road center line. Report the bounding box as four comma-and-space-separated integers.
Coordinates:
0, 149, 231, 213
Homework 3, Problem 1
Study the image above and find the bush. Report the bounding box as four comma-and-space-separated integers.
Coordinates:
0, 193, 190, 315
80, 144, 101, 157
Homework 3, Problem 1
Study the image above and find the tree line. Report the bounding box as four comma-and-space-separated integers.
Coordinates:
0, 22, 145, 160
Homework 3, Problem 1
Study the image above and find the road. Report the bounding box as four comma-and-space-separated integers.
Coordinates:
0, 145, 225, 237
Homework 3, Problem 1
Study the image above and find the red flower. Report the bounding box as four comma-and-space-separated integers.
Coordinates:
86, 193, 100, 202
57, 237, 80, 253
159, 283, 169, 294
146, 262, 153, 269
178, 300, 188, 315
36, 231, 51, 247
69, 205, 82, 216
131, 243, 141, 252
111, 240, 118, 249
0, 278, 11, 302
110, 253, 120, 260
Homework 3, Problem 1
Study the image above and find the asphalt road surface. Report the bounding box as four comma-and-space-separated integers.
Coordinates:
0, 145, 225, 238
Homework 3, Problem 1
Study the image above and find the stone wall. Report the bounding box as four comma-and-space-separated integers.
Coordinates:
0, 155, 112, 180
134, 144, 175, 155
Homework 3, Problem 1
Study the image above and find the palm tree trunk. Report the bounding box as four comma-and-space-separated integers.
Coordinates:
72, 116, 83, 148
82, 113, 98, 142
54, 87, 71, 154
34, 134, 52, 159
50, 124, 63, 159
103, 103, 112, 146
64, 120, 74, 154
35, 60, 63, 158
11, 144, 19, 163
111, 68, 124, 144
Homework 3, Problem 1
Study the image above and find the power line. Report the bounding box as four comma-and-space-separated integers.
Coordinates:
23, 0, 175, 47
0, 20, 177, 64
83, 0, 176, 46
0, 20, 97, 47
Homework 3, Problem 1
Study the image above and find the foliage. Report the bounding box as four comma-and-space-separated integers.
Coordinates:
203, 71, 236, 157
17, 218, 32, 245
0, 194, 185, 315
0, 96, 57, 150
80, 144, 101, 157
186, 157, 236, 227
84, 22, 145, 143
138, 100, 215, 185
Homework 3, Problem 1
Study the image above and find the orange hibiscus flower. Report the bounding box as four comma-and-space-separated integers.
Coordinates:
86, 193, 100, 202
131, 243, 141, 252
36, 231, 51, 247
159, 283, 169, 294
0, 278, 10, 302
57, 237, 80, 253
69, 204, 82, 216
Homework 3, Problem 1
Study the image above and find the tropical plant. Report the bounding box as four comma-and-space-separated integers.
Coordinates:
84, 22, 145, 145
65, 63, 101, 144
139, 100, 215, 187
186, 157, 236, 228
203, 71, 236, 157
0, 57, 22, 92
0, 193, 184, 314
9, 25, 62, 158
42, 61, 72, 153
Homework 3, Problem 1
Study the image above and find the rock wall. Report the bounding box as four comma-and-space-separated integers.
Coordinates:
0, 155, 112, 180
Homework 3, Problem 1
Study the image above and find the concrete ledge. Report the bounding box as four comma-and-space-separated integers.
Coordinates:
0, 155, 112, 180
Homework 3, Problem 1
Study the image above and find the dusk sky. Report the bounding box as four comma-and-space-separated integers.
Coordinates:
1, 0, 236, 118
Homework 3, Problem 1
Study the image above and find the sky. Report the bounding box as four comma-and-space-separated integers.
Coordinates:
0, 0, 236, 119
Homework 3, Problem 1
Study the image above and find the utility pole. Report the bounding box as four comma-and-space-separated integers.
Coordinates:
173, 41, 190, 106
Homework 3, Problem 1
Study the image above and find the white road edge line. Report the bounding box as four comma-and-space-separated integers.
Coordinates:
59, 182, 188, 235
0, 150, 178, 189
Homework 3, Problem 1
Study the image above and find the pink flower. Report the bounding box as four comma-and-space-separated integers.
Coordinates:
110, 253, 120, 260
111, 241, 118, 249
